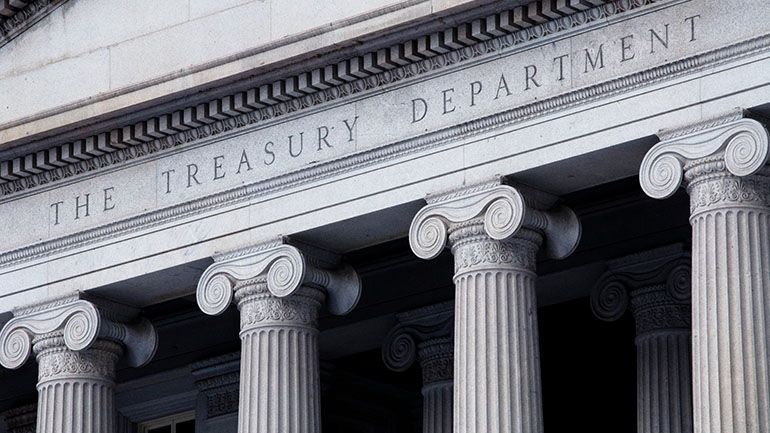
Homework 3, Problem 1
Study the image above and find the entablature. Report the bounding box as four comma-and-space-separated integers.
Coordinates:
1, 0, 769, 313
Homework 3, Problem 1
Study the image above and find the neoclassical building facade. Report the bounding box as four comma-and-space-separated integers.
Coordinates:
0, 0, 768, 432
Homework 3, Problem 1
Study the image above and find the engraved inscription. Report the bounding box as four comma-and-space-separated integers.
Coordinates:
407, 15, 699, 126
49, 187, 117, 226
159, 117, 358, 196
0, 0, 751, 253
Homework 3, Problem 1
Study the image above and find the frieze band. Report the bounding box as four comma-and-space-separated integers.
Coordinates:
2, 0, 766, 269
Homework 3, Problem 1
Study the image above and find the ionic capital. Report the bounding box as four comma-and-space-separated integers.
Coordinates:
639, 111, 770, 199
197, 238, 361, 317
382, 301, 453, 384
591, 245, 691, 334
0, 295, 157, 370
409, 180, 581, 261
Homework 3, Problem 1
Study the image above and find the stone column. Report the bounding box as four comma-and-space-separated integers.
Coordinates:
196, 239, 361, 433
640, 112, 770, 433
591, 244, 692, 433
0, 295, 158, 433
382, 301, 454, 433
408, 179, 581, 433
3, 403, 37, 433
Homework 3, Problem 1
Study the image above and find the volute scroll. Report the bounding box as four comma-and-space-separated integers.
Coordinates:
640, 118, 770, 199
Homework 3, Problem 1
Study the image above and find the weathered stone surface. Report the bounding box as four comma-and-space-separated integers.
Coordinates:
1, 0, 516, 146
383, 301, 454, 433
0, 0, 763, 257
409, 178, 580, 433
640, 113, 770, 433
196, 239, 361, 433
591, 244, 693, 433
2, 0, 770, 315
0, 295, 157, 433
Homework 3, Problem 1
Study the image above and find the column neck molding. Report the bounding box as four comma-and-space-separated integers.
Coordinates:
236, 283, 325, 330
382, 300, 453, 385
197, 238, 361, 318
409, 179, 581, 262
684, 158, 770, 215
0, 295, 157, 370
417, 338, 453, 386
33, 333, 122, 383
639, 111, 770, 200
591, 244, 691, 335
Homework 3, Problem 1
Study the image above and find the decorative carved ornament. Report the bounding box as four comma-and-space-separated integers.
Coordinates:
238, 287, 324, 328
417, 338, 454, 385
5, 3, 770, 268
0, 0, 65, 49
409, 183, 581, 261
382, 301, 454, 385
591, 245, 691, 334
639, 116, 770, 199
197, 240, 361, 317
35, 338, 122, 381
0, 0, 621, 189
0, 297, 157, 370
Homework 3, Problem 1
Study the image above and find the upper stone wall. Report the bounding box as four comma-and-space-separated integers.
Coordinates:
0, 0, 487, 148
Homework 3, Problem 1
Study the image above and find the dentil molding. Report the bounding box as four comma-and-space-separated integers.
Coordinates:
0, 0, 621, 188
4, 1, 770, 268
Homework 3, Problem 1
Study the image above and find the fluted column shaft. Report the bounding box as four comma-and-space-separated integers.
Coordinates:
630, 286, 692, 433
686, 159, 770, 433
33, 333, 121, 433
382, 301, 454, 433
450, 222, 543, 433
591, 246, 693, 433
0, 297, 157, 433
419, 338, 453, 433
409, 182, 579, 433
235, 281, 324, 433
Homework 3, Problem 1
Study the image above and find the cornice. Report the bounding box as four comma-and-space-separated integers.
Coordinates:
2, 0, 769, 266
1, 0, 636, 193
0, 0, 65, 50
